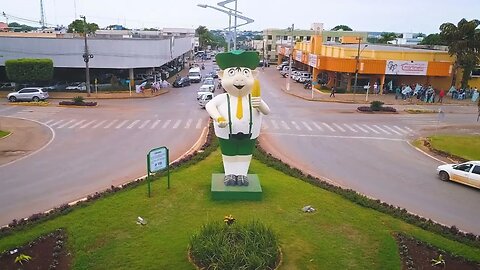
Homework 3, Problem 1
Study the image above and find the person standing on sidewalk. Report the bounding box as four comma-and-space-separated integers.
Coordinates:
330, 86, 336, 98
438, 89, 445, 103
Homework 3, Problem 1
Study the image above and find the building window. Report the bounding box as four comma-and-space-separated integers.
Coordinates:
306, 36, 311, 41
267, 44, 272, 51
283, 35, 288, 40
299, 36, 303, 40
267, 35, 272, 40
335, 37, 340, 42
326, 37, 331, 41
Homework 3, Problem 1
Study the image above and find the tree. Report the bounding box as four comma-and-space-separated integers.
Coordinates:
8, 22, 37, 32
440, 18, 480, 88
67, 19, 99, 34
419, 33, 446, 45
331, 25, 353, 31
378, 32, 398, 44
5, 58, 54, 83
195, 25, 227, 50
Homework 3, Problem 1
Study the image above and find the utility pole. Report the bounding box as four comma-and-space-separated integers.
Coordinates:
80, 15, 93, 97
40, 0, 46, 28
233, 0, 238, 50
353, 37, 361, 101
286, 24, 294, 91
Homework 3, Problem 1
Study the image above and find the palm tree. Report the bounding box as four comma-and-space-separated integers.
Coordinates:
440, 19, 480, 88
378, 32, 398, 44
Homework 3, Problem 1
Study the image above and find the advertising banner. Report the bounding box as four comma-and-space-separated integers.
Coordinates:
295, 51, 302, 61
385, 60, 428, 76
308, 54, 318, 67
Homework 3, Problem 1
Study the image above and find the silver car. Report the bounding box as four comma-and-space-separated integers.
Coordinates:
7, 87, 49, 102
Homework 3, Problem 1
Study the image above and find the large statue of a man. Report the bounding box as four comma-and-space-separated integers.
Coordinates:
206, 50, 270, 186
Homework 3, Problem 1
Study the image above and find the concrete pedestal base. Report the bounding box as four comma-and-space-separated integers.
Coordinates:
211, 174, 263, 201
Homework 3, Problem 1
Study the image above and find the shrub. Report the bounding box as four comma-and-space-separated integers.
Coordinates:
189, 220, 280, 270
5, 58, 53, 83
72, 96, 85, 104
370, 101, 384, 111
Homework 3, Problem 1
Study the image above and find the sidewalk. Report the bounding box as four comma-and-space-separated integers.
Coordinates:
262, 67, 476, 107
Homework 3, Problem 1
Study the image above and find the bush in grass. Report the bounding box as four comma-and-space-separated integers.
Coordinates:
370, 100, 384, 111
72, 96, 85, 105
189, 219, 280, 270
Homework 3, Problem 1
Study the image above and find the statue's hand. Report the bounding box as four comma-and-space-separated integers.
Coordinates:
217, 116, 228, 128
251, 96, 261, 108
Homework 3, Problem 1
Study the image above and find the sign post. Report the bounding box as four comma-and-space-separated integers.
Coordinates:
147, 146, 170, 197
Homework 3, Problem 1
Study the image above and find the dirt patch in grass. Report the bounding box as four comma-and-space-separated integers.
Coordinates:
0, 229, 71, 270
396, 233, 480, 270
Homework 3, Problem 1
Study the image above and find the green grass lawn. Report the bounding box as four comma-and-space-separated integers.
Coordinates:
0, 130, 10, 138
429, 135, 480, 160
0, 149, 479, 269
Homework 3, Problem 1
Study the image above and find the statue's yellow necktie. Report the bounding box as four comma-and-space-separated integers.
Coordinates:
236, 96, 243, 119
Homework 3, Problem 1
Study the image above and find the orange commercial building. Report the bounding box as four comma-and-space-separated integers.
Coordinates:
277, 35, 479, 92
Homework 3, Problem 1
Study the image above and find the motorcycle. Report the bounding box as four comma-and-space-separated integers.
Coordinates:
304, 81, 312, 89
201, 64, 205, 70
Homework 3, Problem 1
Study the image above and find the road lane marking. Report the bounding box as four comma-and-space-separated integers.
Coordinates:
264, 132, 406, 141
280, 120, 290, 130
195, 119, 202, 129
80, 120, 96, 129
291, 121, 301, 130
56, 119, 75, 129
353, 124, 368, 133
373, 125, 391, 135
262, 121, 269, 129
115, 120, 129, 129
393, 125, 409, 134
312, 122, 324, 131
92, 120, 107, 128
363, 124, 380, 134
332, 123, 346, 132
343, 123, 357, 133
50, 120, 64, 127
162, 120, 172, 129
404, 126, 414, 132
138, 120, 151, 129
44, 119, 54, 125
104, 120, 118, 129
271, 119, 280, 129
322, 122, 335, 132
172, 120, 182, 129
383, 125, 402, 135
301, 121, 313, 131
185, 119, 192, 129
127, 120, 140, 129
151, 120, 161, 129
69, 120, 86, 129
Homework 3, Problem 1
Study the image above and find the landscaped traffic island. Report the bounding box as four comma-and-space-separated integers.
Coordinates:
0, 137, 479, 269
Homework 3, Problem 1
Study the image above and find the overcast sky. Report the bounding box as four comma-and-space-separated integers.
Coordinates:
2, 0, 479, 34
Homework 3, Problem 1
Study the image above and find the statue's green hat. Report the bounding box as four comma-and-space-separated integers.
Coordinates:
215, 50, 259, 70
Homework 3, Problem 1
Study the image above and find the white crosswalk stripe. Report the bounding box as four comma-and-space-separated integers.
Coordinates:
80, 120, 96, 129
56, 120, 75, 129
138, 120, 151, 129
185, 119, 192, 129
291, 121, 301, 130
50, 120, 64, 127
383, 125, 402, 135
373, 125, 391, 135
195, 119, 202, 129
404, 126, 414, 132
393, 125, 409, 134
92, 120, 107, 129
363, 124, 380, 134
127, 120, 140, 129
115, 120, 129, 129
353, 124, 369, 133
104, 120, 118, 129
271, 119, 280, 129
312, 122, 323, 131
44, 119, 54, 125
172, 120, 182, 129
69, 120, 86, 129
262, 121, 269, 129
151, 120, 161, 129
280, 120, 290, 130
322, 122, 335, 132
162, 120, 172, 129
301, 121, 313, 131
343, 124, 357, 133
332, 123, 346, 132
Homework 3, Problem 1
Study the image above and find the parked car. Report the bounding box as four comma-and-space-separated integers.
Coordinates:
290, 71, 303, 81
297, 72, 312, 83
197, 85, 214, 99
276, 61, 289, 70
437, 161, 480, 189
259, 60, 270, 67
7, 87, 49, 102
44, 81, 68, 91
280, 67, 297, 77
172, 77, 191, 88
65, 82, 86, 91
0, 82, 16, 89
198, 92, 214, 108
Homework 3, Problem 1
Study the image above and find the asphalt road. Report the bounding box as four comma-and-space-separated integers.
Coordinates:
0, 66, 213, 225
257, 68, 480, 234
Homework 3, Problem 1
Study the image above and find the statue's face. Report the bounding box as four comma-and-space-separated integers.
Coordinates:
219, 67, 257, 97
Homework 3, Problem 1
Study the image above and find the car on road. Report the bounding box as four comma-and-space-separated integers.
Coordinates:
202, 77, 215, 89
208, 71, 218, 78
437, 161, 480, 189
66, 82, 87, 91
198, 92, 213, 108
7, 87, 49, 102
259, 59, 270, 67
197, 85, 214, 99
172, 77, 191, 88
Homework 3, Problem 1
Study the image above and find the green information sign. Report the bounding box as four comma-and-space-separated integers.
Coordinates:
147, 146, 170, 197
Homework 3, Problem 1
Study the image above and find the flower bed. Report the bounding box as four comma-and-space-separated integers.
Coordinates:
357, 106, 397, 112
58, 101, 97, 106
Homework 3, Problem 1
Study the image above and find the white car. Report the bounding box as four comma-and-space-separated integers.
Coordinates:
197, 85, 214, 99
7, 87, 49, 102
198, 92, 213, 108
437, 161, 480, 189
66, 82, 86, 91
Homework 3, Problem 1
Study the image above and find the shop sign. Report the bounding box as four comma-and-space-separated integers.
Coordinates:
308, 54, 318, 67
295, 51, 302, 61
385, 60, 428, 76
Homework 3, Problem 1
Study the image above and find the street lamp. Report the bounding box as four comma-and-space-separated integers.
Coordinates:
286, 24, 294, 91
352, 37, 368, 101
197, 3, 253, 51
80, 15, 93, 97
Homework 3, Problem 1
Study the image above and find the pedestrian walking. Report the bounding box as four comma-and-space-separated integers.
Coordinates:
329, 86, 335, 98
